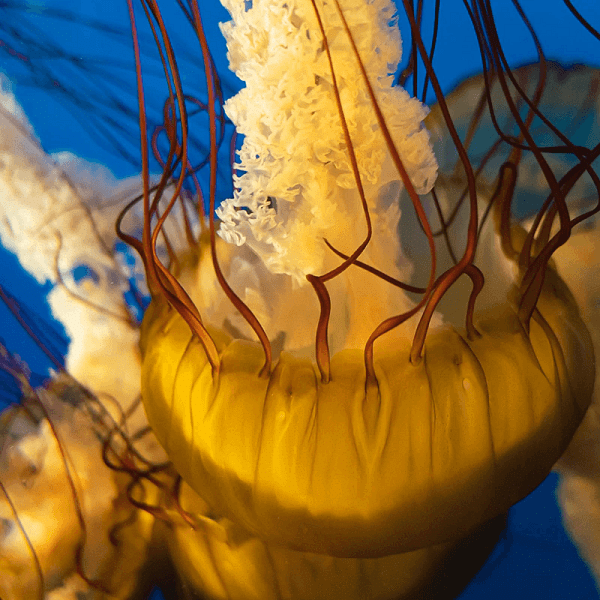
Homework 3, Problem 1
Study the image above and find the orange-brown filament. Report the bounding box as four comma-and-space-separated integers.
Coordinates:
26, 386, 111, 594
364, 304, 425, 382
306, 0, 374, 383
493, 159, 519, 261
400, 0, 481, 366
123, 0, 221, 372
464, 264, 484, 340
472, 1, 574, 325
324, 239, 427, 295
306, 274, 332, 383
188, 0, 272, 378
331, 0, 440, 381
0, 479, 45, 600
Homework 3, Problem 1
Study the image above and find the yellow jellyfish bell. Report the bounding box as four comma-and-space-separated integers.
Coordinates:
140, 245, 593, 558
120, 0, 597, 594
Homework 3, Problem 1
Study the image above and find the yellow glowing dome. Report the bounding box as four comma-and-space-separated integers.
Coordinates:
140, 261, 593, 558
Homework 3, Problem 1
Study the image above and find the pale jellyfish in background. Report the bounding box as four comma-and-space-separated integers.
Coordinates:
552, 180, 600, 588
554, 214, 600, 590
0, 372, 157, 599
0, 1, 599, 599
0, 77, 168, 598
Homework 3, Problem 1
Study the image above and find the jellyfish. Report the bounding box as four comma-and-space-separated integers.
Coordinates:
0, 74, 170, 598
125, 0, 598, 594
0, 0, 599, 599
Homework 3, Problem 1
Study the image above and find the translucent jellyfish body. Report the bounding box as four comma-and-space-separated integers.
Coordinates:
126, 0, 597, 597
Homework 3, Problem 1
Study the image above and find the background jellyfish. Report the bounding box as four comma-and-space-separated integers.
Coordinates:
0, 1, 596, 597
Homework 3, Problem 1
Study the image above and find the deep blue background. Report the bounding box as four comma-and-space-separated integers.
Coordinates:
1, 1, 599, 598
